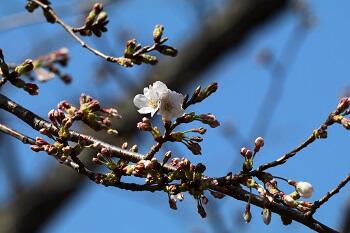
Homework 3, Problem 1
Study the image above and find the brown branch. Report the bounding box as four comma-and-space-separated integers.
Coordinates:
211, 185, 339, 233
0, 121, 163, 193
0, 87, 339, 233
309, 174, 350, 216
256, 114, 335, 172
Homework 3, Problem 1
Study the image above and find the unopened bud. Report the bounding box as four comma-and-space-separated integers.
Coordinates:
15, 59, 34, 75
96, 11, 108, 24
341, 117, 350, 130
157, 45, 178, 57
254, 137, 264, 152
197, 202, 207, 218
240, 147, 248, 157
162, 151, 172, 164
141, 54, 158, 65
169, 197, 177, 210
337, 97, 350, 113
186, 141, 202, 155
262, 208, 271, 225
130, 144, 138, 152
153, 25, 164, 43
243, 204, 252, 223
204, 82, 218, 97
122, 142, 128, 149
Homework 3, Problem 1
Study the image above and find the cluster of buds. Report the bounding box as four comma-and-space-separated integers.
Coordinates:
30, 137, 74, 163
0, 50, 38, 95
74, 3, 109, 37
92, 147, 119, 172
122, 158, 163, 184
168, 131, 202, 155
31, 48, 71, 83
152, 25, 178, 57
240, 137, 264, 172
282, 192, 313, 212
122, 25, 177, 66
137, 117, 162, 139
168, 158, 206, 184
123, 39, 158, 65
176, 112, 220, 128
53, 94, 121, 137
183, 83, 218, 107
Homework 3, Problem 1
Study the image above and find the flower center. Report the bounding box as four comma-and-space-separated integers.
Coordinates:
148, 99, 158, 108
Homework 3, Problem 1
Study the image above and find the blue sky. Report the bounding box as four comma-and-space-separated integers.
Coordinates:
0, 1, 350, 233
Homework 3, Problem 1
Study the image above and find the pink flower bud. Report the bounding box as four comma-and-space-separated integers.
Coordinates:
254, 137, 264, 152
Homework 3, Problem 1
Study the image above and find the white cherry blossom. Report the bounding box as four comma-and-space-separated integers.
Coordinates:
133, 81, 168, 116
134, 81, 185, 120
158, 89, 185, 121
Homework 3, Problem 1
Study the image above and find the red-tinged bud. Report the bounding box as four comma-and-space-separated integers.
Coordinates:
177, 112, 196, 123
240, 147, 248, 157
245, 150, 253, 159
337, 97, 350, 113
137, 121, 152, 131
262, 208, 271, 225
197, 202, 207, 218
186, 141, 202, 155
190, 136, 203, 142
30, 145, 42, 152
243, 204, 252, 223
199, 114, 220, 128
204, 82, 218, 97
254, 137, 264, 152
24, 83, 39, 95
193, 127, 207, 134
35, 137, 48, 146
341, 118, 350, 129
39, 128, 51, 137
57, 100, 71, 110
48, 109, 56, 122
169, 197, 177, 210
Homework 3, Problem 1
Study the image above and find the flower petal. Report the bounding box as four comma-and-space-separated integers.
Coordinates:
138, 106, 155, 114
133, 94, 149, 108
153, 81, 168, 94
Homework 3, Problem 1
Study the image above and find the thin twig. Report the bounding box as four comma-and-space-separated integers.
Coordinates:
256, 113, 334, 172
29, 0, 129, 66
308, 174, 350, 216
